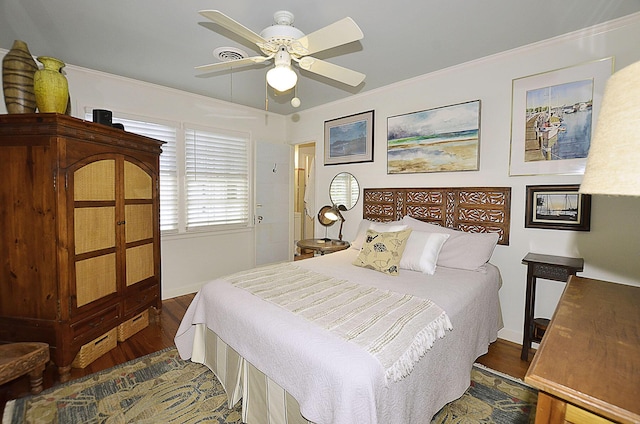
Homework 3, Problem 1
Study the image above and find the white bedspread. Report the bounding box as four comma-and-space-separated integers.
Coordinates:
175, 249, 502, 424
225, 262, 452, 382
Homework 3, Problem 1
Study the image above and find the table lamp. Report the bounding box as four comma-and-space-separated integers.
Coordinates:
317, 204, 347, 241
580, 60, 640, 196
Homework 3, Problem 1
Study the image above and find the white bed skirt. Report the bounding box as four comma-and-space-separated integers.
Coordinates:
191, 323, 312, 424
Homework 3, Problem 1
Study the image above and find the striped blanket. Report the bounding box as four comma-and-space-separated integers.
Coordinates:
226, 263, 452, 382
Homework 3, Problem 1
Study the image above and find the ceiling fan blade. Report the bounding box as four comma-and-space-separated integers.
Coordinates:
294, 17, 363, 56
199, 10, 266, 45
195, 56, 269, 72
297, 57, 365, 87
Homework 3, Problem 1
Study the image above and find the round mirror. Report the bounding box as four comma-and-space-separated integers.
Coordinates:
329, 172, 360, 210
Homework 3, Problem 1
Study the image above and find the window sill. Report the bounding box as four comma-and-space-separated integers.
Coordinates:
161, 225, 252, 242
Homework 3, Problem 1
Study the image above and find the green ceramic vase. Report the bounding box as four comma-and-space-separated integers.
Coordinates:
2, 40, 38, 113
34, 56, 69, 114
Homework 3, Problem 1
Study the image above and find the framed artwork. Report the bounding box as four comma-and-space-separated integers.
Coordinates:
387, 100, 480, 174
525, 185, 591, 231
509, 57, 613, 176
324, 110, 374, 165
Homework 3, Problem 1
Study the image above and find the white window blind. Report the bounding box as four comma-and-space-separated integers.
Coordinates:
185, 127, 249, 230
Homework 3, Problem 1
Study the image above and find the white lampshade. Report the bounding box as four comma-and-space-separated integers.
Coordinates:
580, 60, 640, 196
266, 65, 297, 92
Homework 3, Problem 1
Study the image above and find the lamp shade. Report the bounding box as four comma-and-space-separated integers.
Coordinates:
580, 60, 640, 196
266, 65, 297, 92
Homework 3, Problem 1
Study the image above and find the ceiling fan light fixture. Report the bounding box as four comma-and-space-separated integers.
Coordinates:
266, 45, 297, 92
266, 65, 297, 92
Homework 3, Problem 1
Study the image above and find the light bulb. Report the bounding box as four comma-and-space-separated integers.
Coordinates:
266, 65, 297, 92
324, 210, 339, 221
291, 97, 301, 107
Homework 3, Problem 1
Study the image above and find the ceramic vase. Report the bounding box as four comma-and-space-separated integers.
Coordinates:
34, 56, 69, 114
2, 40, 38, 114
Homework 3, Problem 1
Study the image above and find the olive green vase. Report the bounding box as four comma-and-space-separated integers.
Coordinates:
34, 56, 69, 114
2, 40, 38, 113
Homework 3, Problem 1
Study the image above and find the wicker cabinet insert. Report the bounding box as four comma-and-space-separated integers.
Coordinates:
0, 113, 163, 382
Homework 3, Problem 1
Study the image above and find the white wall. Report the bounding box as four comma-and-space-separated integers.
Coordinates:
286, 14, 640, 344
2, 13, 639, 345
0, 60, 288, 300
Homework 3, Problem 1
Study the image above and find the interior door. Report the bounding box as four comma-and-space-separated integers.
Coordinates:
255, 141, 292, 266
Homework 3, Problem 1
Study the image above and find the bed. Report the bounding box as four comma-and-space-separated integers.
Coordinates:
175, 186, 511, 424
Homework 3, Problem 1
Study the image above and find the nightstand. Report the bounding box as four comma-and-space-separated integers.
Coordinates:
521, 252, 584, 361
296, 238, 350, 257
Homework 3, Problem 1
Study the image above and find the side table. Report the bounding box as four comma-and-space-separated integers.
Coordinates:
521, 252, 583, 361
296, 239, 350, 256
0, 342, 50, 394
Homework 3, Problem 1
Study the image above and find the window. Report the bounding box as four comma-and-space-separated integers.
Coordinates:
84, 111, 250, 233
185, 127, 250, 230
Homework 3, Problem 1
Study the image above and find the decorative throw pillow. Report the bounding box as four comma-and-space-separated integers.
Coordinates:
401, 215, 499, 271
350, 219, 407, 250
352, 228, 412, 275
399, 231, 450, 275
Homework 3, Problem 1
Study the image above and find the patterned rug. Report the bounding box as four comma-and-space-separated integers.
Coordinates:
3, 347, 537, 423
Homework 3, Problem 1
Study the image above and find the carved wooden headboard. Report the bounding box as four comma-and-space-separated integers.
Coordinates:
363, 187, 511, 245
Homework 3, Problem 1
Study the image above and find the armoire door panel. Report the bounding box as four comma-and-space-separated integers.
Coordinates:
124, 161, 152, 199
126, 243, 154, 286
125, 204, 153, 242
74, 160, 115, 201
74, 207, 116, 254
75, 253, 117, 307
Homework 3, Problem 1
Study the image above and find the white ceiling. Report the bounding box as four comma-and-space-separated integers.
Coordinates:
2, 1, 640, 115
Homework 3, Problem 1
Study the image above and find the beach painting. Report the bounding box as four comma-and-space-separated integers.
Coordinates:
324, 110, 374, 165
387, 100, 480, 174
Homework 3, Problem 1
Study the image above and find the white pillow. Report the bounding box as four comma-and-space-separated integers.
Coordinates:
399, 231, 450, 274
401, 215, 499, 271
350, 219, 407, 250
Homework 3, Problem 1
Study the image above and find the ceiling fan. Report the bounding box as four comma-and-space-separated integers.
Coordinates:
196, 10, 365, 93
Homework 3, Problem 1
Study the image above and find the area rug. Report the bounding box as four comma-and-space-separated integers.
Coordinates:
3, 347, 537, 423
431, 365, 537, 423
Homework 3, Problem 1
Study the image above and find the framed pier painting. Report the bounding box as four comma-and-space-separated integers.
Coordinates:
509, 57, 613, 176
324, 110, 374, 165
387, 100, 480, 174
525, 185, 591, 231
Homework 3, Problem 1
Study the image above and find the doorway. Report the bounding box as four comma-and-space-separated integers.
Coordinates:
294, 142, 315, 256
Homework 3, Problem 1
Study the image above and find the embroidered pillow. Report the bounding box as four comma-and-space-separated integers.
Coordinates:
399, 231, 450, 275
352, 228, 412, 275
350, 219, 407, 250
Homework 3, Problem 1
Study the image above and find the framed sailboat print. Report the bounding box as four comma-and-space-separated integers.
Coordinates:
509, 57, 613, 176
525, 185, 591, 231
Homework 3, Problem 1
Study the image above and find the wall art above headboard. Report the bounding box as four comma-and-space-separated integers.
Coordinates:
363, 187, 511, 245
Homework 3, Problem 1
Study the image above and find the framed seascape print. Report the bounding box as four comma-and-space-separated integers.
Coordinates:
324, 110, 374, 165
525, 185, 591, 231
509, 57, 613, 176
387, 100, 480, 174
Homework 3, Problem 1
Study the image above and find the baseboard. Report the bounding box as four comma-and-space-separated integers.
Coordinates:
497, 328, 522, 345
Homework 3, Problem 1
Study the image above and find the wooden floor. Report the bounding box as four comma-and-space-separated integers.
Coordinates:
1, 293, 532, 416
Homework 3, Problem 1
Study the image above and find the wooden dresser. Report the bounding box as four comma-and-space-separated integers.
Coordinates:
0, 113, 163, 381
525, 275, 640, 423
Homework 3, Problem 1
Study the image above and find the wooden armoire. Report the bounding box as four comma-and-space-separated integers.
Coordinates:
0, 113, 163, 381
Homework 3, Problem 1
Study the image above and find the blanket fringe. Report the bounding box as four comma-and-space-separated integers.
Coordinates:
385, 311, 453, 382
